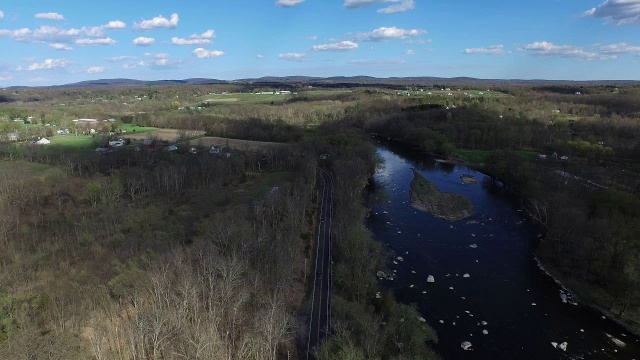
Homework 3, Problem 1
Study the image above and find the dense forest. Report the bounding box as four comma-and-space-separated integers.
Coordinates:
1, 82, 640, 358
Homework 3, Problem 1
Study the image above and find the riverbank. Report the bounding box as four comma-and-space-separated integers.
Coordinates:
379, 137, 640, 340
541, 260, 640, 338
409, 169, 474, 221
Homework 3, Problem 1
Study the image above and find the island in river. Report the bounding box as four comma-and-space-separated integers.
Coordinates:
409, 169, 474, 221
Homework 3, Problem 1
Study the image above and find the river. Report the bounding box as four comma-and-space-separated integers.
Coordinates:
366, 140, 640, 360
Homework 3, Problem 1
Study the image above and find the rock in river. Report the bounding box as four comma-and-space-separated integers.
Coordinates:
427, 275, 435, 283
461, 174, 480, 184
410, 169, 474, 222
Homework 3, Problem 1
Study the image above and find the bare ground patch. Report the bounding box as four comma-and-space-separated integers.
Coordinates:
187, 136, 286, 151
122, 129, 205, 142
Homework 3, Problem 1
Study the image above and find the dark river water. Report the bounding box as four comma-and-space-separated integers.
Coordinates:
366, 140, 640, 360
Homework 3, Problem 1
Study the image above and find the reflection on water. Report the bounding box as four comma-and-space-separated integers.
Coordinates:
366, 140, 640, 360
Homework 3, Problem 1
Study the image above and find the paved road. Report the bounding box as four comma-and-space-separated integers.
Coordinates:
306, 168, 333, 360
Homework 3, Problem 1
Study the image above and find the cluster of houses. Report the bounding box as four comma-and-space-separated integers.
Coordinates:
538, 153, 569, 161
254, 90, 294, 95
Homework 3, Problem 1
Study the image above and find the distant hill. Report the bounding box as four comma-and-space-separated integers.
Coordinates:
58, 78, 229, 87
57, 76, 640, 89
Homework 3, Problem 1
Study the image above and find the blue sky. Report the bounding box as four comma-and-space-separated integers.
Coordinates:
0, 0, 639, 86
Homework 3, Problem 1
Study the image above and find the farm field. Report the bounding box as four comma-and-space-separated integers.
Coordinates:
48, 134, 95, 148
197, 89, 354, 105
120, 124, 158, 133
187, 136, 286, 151
122, 128, 205, 142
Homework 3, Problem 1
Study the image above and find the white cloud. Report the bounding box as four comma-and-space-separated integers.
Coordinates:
123, 61, 149, 69
405, 39, 431, 44
583, 0, 640, 25
103, 20, 126, 30
308, 36, 318, 40
35, 12, 64, 21
0, 75, 12, 81
600, 42, 640, 54
349, 58, 405, 64
257, 54, 265, 59
463, 45, 505, 55
87, 66, 107, 74
134, 13, 179, 30
344, 0, 415, 13
0, 11, 4, 19
172, 29, 215, 45
521, 41, 615, 60
75, 37, 116, 46
278, 53, 306, 61
107, 56, 136, 62
358, 26, 426, 41
28, 77, 47, 83
378, 0, 415, 14
141, 52, 184, 68
0, 25, 107, 43
276, 0, 305, 7
345, 0, 388, 8
27, 58, 70, 71
192, 48, 225, 58
49, 43, 72, 51
405, 49, 416, 55
132, 37, 155, 46
312, 40, 359, 51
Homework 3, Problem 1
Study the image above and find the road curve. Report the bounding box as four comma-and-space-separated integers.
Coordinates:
306, 168, 333, 360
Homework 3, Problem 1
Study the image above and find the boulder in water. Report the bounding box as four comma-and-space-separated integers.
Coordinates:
551, 342, 558, 348
427, 275, 435, 283
558, 342, 567, 351
463, 273, 470, 278
461, 174, 479, 184
611, 338, 626, 347
461, 341, 473, 351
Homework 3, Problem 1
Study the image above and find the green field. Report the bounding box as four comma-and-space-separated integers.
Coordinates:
120, 124, 158, 133
201, 92, 292, 105
48, 134, 97, 148
198, 90, 354, 105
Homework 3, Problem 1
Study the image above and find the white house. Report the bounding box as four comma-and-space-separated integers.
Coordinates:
35, 138, 51, 145
108, 139, 125, 147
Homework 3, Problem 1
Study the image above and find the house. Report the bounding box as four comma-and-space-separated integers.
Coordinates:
165, 145, 178, 152
56, 129, 70, 135
73, 118, 99, 124
35, 138, 51, 145
209, 146, 221, 154
108, 139, 125, 147
7, 132, 19, 141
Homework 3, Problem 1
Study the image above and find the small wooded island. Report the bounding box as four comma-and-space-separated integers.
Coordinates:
410, 169, 474, 221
